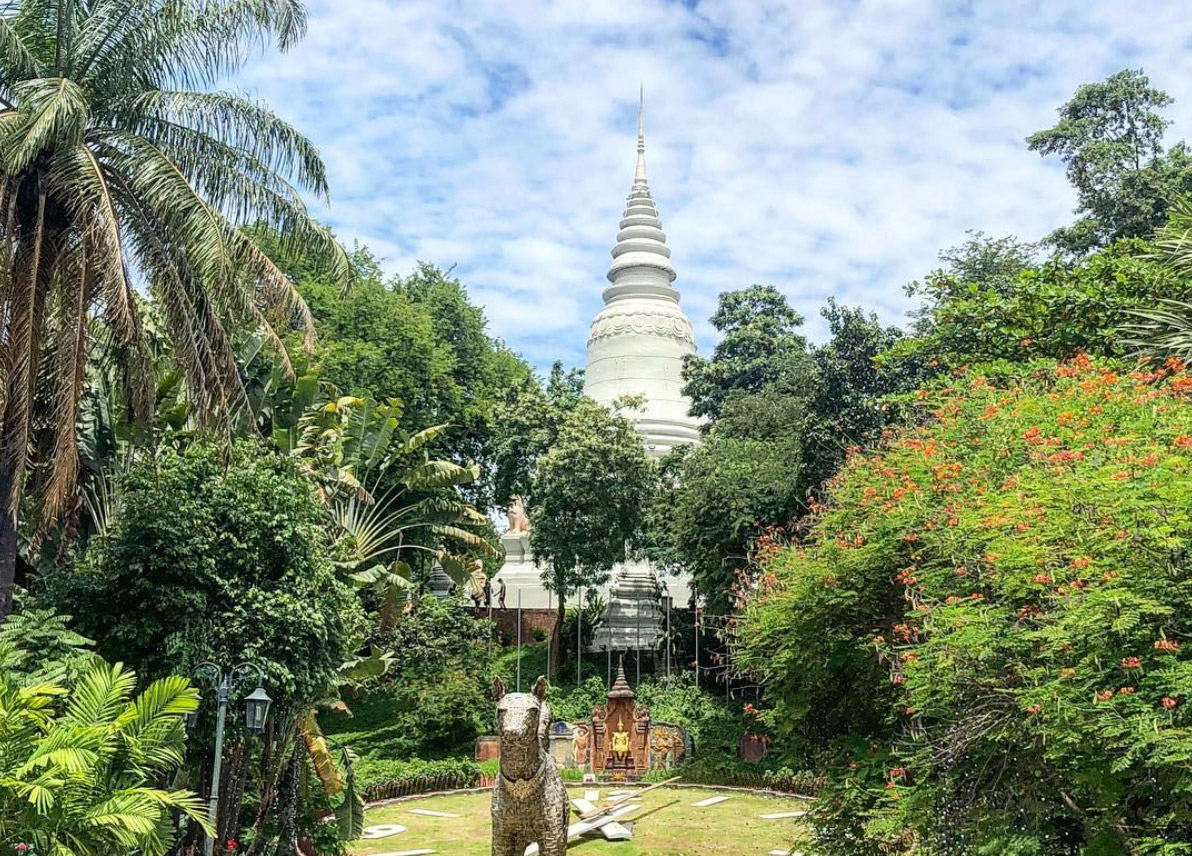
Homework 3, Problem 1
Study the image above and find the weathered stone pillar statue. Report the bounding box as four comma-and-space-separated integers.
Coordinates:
491, 676, 568, 856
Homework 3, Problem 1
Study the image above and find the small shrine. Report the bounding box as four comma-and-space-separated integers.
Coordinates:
476, 661, 689, 779
590, 662, 651, 778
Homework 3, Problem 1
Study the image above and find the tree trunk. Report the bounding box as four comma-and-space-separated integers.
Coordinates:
551, 591, 565, 680
0, 191, 56, 626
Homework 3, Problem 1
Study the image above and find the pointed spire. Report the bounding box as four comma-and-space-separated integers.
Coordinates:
634, 84, 647, 185
609, 656, 635, 698
605, 86, 677, 286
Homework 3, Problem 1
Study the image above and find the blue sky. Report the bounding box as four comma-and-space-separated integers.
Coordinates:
233, 0, 1192, 370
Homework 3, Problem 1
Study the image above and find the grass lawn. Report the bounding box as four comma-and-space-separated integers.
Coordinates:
351, 786, 808, 856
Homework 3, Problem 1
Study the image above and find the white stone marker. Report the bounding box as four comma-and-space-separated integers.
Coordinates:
760, 811, 807, 819
691, 795, 731, 807
524, 804, 640, 856
407, 809, 460, 818
359, 824, 407, 839
571, 798, 600, 818
583, 789, 600, 802
374, 850, 436, 856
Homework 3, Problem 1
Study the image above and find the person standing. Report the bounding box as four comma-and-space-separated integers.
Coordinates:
483, 577, 493, 609
497, 578, 507, 610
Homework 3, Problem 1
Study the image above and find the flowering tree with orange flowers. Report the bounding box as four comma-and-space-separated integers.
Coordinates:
737, 355, 1192, 855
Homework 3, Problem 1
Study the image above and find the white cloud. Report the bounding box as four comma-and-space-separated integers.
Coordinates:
233, 0, 1192, 364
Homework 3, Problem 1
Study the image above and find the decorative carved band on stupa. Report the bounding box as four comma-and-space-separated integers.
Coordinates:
586, 309, 695, 346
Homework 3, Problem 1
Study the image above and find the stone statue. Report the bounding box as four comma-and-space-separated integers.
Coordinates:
491, 676, 568, 856
507, 497, 531, 533
574, 723, 590, 766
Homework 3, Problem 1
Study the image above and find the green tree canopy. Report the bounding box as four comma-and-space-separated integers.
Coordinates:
651, 294, 920, 614
527, 398, 655, 639
265, 245, 532, 505
895, 239, 1185, 367
1028, 69, 1192, 254
681, 284, 812, 421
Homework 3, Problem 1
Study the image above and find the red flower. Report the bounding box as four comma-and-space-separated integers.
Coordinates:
1061, 668, 1076, 678
1026, 704, 1041, 715
1096, 690, 1114, 702
1162, 696, 1180, 710
1070, 556, 1091, 569
15, 846, 29, 853
227, 842, 238, 852
1120, 657, 1141, 669
1154, 639, 1180, 653
1033, 574, 1053, 585
1119, 686, 1135, 695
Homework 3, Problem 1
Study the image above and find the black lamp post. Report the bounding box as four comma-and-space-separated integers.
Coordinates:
190, 663, 271, 856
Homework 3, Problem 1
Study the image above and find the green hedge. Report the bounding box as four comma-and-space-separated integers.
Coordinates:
643, 758, 821, 794
356, 757, 500, 802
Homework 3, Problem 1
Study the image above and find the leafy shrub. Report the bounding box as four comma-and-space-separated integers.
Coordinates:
0, 659, 207, 854
323, 595, 496, 758
738, 357, 1192, 854
45, 440, 363, 711
642, 759, 821, 794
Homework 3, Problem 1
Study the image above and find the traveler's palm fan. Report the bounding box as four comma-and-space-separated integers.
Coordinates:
0, 0, 344, 617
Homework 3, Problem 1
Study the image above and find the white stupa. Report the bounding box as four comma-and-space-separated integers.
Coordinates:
489, 94, 698, 650
583, 92, 702, 455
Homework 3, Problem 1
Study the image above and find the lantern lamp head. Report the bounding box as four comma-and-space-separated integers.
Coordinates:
244, 685, 272, 734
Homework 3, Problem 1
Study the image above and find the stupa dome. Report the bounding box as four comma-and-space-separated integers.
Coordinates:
583, 91, 701, 456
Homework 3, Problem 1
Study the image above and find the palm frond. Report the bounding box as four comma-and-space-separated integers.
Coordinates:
1121, 298, 1192, 359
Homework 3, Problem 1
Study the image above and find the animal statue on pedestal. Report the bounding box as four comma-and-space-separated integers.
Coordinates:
491, 675, 568, 856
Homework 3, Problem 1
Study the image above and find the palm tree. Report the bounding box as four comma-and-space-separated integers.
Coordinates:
0, 0, 345, 620
0, 660, 210, 854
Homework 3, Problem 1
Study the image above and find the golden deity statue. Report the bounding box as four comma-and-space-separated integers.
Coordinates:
611, 716, 631, 760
